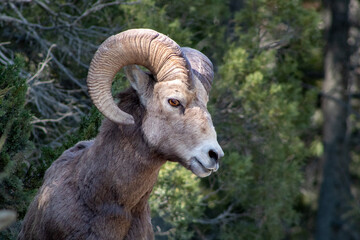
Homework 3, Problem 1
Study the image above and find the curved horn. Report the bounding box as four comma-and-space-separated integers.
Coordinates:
181, 47, 214, 94
87, 29, 191, 125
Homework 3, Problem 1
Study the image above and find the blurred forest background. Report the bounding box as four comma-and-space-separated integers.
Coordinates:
0, 0, 360, 239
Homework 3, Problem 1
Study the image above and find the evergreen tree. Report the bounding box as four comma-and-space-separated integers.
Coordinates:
0, 59, 33, 239
0, 1, 328, 239
199, 1, 321, 239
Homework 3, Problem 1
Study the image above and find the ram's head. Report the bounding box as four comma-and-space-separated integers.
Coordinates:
87, 29, 223, 177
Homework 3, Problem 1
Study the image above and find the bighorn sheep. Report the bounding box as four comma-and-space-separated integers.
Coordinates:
19, 29, 223, 240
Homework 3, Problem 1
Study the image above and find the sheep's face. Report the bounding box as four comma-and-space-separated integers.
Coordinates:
126, 66, 224, 177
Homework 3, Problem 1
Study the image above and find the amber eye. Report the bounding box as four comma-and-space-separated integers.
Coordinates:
168, 98, 181, 107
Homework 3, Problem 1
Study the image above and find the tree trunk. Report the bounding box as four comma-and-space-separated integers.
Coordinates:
316, 0, 355, 239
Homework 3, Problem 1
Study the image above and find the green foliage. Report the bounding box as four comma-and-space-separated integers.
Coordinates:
0, 60, 31, 167
0, 1, 324, 239
154, 0, 230, 60
151, 163, 204, 239
216, 67, 311, 238
0, 59, 34, 239
121, 0, 192, 46
25, 106, 103, 190
203, 1, 320, 239
122, 0, 229, 61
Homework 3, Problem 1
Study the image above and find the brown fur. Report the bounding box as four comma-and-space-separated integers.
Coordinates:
19, 61, 223, 239
19, 89, 166, 240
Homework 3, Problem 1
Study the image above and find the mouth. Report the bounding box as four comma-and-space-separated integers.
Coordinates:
189, 157, 218, 178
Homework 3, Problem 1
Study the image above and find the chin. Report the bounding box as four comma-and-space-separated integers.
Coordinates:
189, 158, 214, 178
176, 154, 219, 178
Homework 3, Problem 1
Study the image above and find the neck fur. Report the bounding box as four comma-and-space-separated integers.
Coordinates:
77, 88, 166, 214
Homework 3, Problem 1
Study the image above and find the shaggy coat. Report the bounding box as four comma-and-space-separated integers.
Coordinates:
19, 89, 165, 239
19, 29, 223, 240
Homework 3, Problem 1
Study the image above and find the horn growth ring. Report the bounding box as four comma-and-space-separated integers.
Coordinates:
87, 29, 190, 125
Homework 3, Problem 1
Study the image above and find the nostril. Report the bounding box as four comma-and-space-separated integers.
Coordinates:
208, 150, 219, 162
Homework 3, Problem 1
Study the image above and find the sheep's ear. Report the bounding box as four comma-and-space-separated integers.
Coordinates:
124, 65, 153, 105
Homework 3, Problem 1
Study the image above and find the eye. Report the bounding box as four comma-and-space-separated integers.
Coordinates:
168, 98, 181, 107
